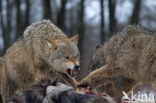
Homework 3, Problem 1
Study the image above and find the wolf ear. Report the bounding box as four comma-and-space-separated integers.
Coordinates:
46, 38, 57, 50
70, 34, 79, 44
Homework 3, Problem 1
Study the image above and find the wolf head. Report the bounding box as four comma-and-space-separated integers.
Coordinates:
46, 35, 80, 77
90, 45, 105, 71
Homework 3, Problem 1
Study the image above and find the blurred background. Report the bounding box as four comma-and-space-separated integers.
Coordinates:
0, 0, 156, 79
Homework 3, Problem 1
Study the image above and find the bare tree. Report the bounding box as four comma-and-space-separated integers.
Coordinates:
100, 0, 105, 43
68, 5, 75, 36
76, 0, 86, 79
25, 0, 30, 27
0, 0, 12, 53
130, 0, 142, 24
15, 0, 23, 40
77, 0, 85, 55
57, 0, 67, 32
43, 0, 52, 20
108, 0, 117, 37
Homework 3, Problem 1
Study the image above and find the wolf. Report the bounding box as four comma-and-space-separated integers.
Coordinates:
1, 20, 80, 103
89, 45, 137, 102
78, 25, 156, 93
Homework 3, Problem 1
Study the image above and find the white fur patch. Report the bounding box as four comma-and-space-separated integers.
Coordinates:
47, 42, 52, 47
67, 62, 75, 70
46, 83, 73, 95
76, 61, 79, 65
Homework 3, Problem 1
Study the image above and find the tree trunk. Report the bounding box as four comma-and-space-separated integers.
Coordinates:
100, 0, 105, 43
43, 0, 52, 20
77, 0, 85, 55
15, 0, 28, 41
6, 0, 12, 34
15, 0, 23, 40
0, 0, 12, 53
68, 6, 74, 36
77, 0, 86, 79
108, 0, 116, 37
57, 0, 67, 32
130, 0, 142, 24
25, 0, 30, 27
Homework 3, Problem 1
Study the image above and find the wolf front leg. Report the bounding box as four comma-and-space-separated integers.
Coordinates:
1, 76, 9, 103
77, 64, 122, 89
1, 68, 17, 103
1, 80, 12, 103
1, 78, 18, 103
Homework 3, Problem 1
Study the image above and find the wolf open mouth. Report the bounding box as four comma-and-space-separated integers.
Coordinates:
67, 69, 78, 77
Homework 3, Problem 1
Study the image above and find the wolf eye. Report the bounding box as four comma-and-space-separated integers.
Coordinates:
75, 55, 79, 58
65, 56, 70, 59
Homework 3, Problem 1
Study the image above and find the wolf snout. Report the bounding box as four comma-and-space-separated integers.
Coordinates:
66, 65, 80, 77
74, 65, 80, 70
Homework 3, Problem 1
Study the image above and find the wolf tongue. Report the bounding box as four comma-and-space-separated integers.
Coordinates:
71, 70, 77, 75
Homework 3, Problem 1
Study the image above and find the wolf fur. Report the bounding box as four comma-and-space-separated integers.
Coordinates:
9, 78, 115, 103
89, 45, 137, 102
78, 25, 156, 92
1, 20, 80, 103
9, 78, 57, 103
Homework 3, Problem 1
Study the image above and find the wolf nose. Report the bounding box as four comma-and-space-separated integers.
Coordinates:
74, 65, 80, 70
